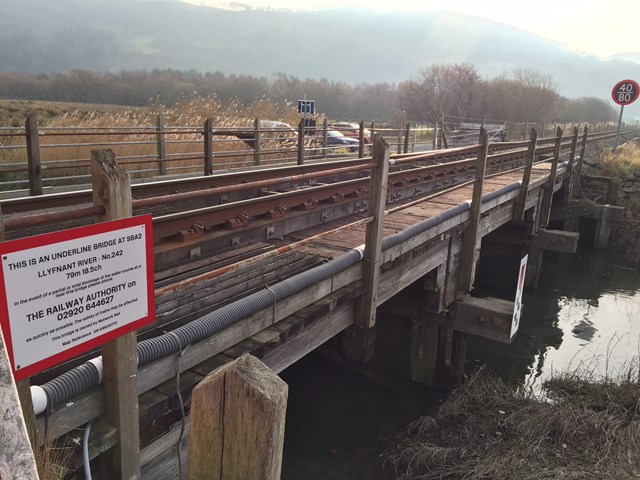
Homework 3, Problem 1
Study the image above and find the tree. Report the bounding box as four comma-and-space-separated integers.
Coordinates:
398, 63, 482, 123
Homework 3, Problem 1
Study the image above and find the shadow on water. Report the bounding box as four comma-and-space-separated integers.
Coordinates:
471, 246, 640, 386
280, 246, 640, 479
280, 315, 443, 480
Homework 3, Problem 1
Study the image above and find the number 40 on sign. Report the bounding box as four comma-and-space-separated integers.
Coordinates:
612, 79, 639, 106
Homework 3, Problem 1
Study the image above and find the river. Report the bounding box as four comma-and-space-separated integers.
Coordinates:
470, 247, 640, 387
280, 246, 640, 479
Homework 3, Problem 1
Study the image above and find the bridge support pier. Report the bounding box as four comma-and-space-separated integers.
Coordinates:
410, 314, 467, 389
594, 205, 624, 248
340, 325, 377, 365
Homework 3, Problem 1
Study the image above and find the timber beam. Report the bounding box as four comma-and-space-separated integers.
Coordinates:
532, 228, 579, 253
451, 295, 515, 344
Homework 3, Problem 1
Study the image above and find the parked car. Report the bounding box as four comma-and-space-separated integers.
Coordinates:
258, 120, 297, 142
329, 122, 371, 144
326, 130, 360, 152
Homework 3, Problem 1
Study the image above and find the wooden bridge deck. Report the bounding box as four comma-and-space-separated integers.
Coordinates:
9, 153, 565, 478
138, 163, 559, 477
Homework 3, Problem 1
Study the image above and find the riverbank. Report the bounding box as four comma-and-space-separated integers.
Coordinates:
385, 367, 640, 480
590, 141, 640, 263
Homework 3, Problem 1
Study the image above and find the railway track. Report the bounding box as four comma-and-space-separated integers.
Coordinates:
0, 129, 626, 270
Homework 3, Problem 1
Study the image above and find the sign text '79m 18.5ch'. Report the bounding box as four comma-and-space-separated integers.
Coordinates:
0, 215, 154, 380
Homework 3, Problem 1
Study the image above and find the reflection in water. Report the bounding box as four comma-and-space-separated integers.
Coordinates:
470, 247, 640, 386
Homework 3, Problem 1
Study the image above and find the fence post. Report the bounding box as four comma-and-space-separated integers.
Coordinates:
396, 125, 402, 154
188, 354, 288, 480
403, 122, 410, 153
573, 125, 589, 187
0, 333, 40, 479
0, 207, 38, 451
91, 149, 140, 479
540, 126, 563, 227
439, 113, 448, 149
458, 127, 489, 292
564, 126, 580, 203
322, 118, 328, 159
297, 120, 305, 165
513, 128, 538, 221
25, 113, 43, 196
204, 118, 213, 175
156, 114, 167, 176
0, 206, 40, 479
253, 117, 261, 166
357, 134, 390, 328
358, 120, 365, 158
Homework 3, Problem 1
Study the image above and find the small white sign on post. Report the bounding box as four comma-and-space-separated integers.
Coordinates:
511, 254, 528, 338
0, 215, 154, 380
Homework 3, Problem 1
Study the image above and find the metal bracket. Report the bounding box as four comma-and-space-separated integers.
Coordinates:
225, 212, 249, 229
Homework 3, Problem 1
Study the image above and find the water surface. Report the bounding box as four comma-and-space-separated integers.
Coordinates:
470, 248, 640, 385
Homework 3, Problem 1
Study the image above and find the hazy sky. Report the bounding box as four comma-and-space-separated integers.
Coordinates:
185, 0, 638, 59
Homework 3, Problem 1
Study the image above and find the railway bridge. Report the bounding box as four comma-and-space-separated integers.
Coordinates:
0, 126, 634, 478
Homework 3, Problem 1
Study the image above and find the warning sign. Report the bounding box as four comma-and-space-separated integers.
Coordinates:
510, 254, 528, 338
0, 215, 154, 380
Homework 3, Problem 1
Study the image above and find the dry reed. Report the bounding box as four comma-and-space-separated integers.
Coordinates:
385, 366, 640, 479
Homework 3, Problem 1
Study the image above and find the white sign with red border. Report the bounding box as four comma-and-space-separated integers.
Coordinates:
0, 215, 154, 380
510, 254, 528, 338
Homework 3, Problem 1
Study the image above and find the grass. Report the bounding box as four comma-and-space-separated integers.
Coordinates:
385, 366, 640, 479
593, 141, 640, 263
596, 141, 640, 180
0, 95, 307, 190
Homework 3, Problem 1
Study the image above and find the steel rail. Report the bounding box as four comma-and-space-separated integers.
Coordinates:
0, 129, 631, 234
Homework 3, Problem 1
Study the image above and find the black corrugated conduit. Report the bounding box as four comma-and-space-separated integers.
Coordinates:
32, 180, 523, 414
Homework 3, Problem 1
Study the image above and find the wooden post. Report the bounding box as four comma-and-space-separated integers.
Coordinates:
156, 114, 167, 176
573, 125, 589, 191
540, 126, 563, 227
91, 149, 140, 479
204, 118, 214, 176
25, 113, 43, 196
505, 120, 510, 141
458, 127, 489, 292
357, 134, 390, 328
358, 120, 365, 158
439, 113, 449, 149
253, 117, 261, 166
563, 126, 580, 203
188, 354, 288, 480
0, 206, 40, 471
513, 128, 538, 221
0, 330, 40, 480
396, 126, 402, 154
297, 120, 304, 165
403, 122, 410, 153
522, 122, 528, 140
322, 118, 328, 159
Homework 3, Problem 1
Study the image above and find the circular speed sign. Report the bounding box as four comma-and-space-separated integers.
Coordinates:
611, 79, 639, 106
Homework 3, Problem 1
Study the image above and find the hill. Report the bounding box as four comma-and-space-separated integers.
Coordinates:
2, 0, 640, 117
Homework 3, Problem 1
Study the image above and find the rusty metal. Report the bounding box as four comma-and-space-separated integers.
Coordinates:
131, 162, 376, 210
300, 198, 318, 210
1, 129, 622, 236
225, 212, 249, 229
177, 222, 205, 242
3, 204, 105, 231
154, 215, 374, 297
329, 192, 345, 203
350, 187, 368, 198
267, 205, 287, 219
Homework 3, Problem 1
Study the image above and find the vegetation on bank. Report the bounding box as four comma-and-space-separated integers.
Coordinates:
385, 367, 640, 479
595, 142, 640, 263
